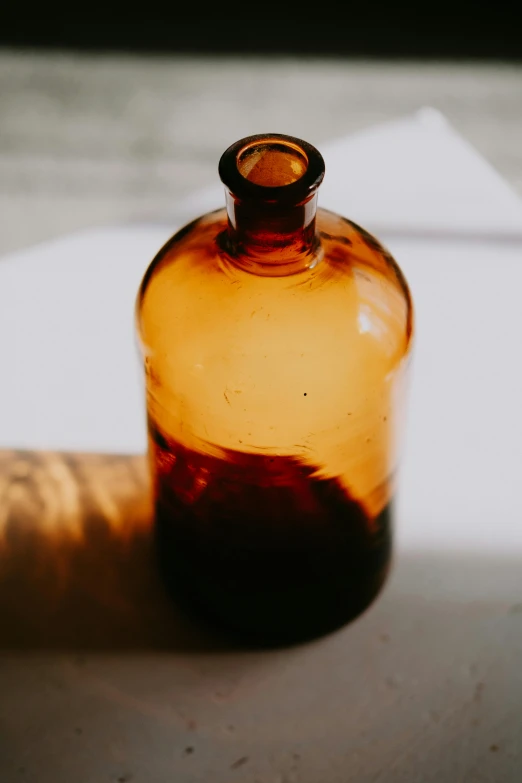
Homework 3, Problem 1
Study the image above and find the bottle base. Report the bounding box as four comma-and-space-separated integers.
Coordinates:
154, 501, 392, 648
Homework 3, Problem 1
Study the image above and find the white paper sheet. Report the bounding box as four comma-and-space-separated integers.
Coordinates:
177, 108, 522, 239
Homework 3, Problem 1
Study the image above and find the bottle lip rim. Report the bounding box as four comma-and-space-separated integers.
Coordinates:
218, 133, 325, 204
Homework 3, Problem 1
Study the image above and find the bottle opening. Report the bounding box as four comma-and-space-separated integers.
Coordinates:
237, 140, 308, 188
219, 133, 325, 204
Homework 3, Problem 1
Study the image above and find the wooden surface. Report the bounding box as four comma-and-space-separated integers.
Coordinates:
0, 450, 223, 651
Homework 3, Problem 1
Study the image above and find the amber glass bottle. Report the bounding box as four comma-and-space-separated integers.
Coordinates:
136, 134, 413, 646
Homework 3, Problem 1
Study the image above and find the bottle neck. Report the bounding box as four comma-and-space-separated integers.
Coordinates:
218, 134, 325, 275
224, 190, 319, 269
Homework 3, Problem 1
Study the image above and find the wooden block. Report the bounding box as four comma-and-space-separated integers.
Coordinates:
0, 450, 219, 650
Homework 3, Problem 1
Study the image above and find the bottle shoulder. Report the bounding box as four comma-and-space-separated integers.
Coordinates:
136, 207, 413, 368
138, 207, 410, 307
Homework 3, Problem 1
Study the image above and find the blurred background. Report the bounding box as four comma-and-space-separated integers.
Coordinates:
0, 15, 521, 257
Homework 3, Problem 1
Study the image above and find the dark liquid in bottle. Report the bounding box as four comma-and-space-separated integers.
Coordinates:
150, 422, 392, 646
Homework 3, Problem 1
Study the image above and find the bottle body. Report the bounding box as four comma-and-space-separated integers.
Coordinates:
137, 201, 412, 645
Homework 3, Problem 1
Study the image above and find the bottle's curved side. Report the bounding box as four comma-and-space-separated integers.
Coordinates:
136, 135, 413, 645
